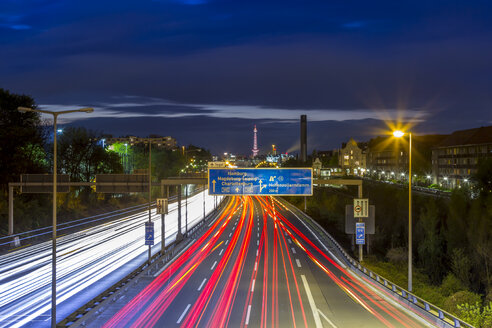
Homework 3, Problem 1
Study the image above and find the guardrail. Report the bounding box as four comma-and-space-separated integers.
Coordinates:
277, 198, 474, 328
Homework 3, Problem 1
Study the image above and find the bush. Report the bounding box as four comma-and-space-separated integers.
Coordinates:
444, 290, 482, 315
457, 302, 492, 328
441, 273, 466, 297
386, 247, 407, 264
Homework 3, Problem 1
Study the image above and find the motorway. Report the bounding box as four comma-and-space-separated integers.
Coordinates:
0, 191, 220, 328
103, 196, 432, 328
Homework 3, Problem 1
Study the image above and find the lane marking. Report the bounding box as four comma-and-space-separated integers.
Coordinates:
257, 240, 259, 246
177, 304, 191, 324
219, 248, 224, 256
296, 259, 302, 268
198, 278, 207, 291
225, 240, 229, 245
256, 249, 258, 256
318, 309, 338, 328
288, 239, 292, 244
245, 305, 252, 325
254, 261, 257, 271
291, 247, 296, 254
229, 233, 232, 237
251, 279, 256, 292
257, 233, 259, 238
211, 261, 217, 270
301, 275, 323, 328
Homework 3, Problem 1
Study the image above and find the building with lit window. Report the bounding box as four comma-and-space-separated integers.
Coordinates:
104, 135, 177, 149
339, 138, 366, 175
432, 126, 492, 188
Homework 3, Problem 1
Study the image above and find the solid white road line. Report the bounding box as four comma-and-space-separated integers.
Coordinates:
301, 275, 323, 328
296, 259, 302, 268
245, 305, 252, 325
177, 304, 191, 324
211, 261, 217, 270
318, 309, 338, 328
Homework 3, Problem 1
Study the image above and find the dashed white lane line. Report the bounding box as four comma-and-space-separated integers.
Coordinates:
177, 304, 191, 324
219, 248, 224, 256
257, 240, 259, 246
198, 278, 207, 291
254, 261, 257, 271
211, 261, 217, 270
301, 275, 323, 328
225, 240, 229, 245
229, 233, 232, 237
256, 249, 258, 256
257, 233, 259, 238
245, 305, 252, 325
296, 259, 302, 268
251, 279, 256, 292
318, 309, 338, 328
288, 239, 292, 244
291, 247, 296, 254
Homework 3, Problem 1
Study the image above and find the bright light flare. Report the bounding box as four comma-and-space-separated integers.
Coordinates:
393, 130, 405, 138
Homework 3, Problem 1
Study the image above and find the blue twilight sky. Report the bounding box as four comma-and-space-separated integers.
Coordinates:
1, 0, 491, 154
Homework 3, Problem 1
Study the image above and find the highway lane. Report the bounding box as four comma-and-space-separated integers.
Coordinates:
103, 196, 433, 328
0, 191, 221, 328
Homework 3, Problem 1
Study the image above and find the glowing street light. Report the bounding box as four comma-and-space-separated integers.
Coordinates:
392, 129, 413, 292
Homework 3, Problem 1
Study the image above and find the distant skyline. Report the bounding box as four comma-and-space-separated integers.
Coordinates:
2, 0, 491, 154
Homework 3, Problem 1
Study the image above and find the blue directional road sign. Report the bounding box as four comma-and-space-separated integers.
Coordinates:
145, 221, 154, 245
208, 168, 312, 196
355, 222, 365, 245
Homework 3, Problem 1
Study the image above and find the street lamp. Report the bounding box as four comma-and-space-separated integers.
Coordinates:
392, 129, 413, 292
17, 106, 93, 328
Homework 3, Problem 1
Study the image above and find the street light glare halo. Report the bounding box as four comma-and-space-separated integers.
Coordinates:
393, 130, 405, 138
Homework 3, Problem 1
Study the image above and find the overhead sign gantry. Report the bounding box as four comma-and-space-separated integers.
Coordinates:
208, 168, 313, 196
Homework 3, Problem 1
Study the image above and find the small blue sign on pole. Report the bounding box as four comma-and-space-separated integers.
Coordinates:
355, 222, 365, 245
145, 221, 154, 245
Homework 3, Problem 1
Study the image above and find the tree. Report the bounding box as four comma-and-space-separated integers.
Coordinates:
473, 158, 492, 196
0, 89, 47, 190
56, 127, 123, 182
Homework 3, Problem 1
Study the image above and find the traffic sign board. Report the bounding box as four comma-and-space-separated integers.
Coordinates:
356, 222, 365, 245
354, 198, 369, 217
208, 168, 312, 196
156, 198, 168, 214
145, 222, 154, 245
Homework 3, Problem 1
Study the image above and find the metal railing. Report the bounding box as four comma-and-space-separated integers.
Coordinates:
277, 197, 474, 328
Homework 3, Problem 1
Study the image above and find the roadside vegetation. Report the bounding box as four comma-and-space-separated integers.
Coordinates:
284, 159, 492, 327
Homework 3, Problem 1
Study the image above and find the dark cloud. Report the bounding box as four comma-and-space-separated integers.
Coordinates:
1, 0, 491, 153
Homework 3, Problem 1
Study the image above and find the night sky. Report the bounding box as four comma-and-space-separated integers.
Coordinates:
2, 0, 491, 154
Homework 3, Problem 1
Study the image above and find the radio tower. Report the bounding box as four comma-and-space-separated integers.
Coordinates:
252, 125, 259, 157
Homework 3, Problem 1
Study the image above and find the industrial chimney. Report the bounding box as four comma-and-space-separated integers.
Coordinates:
300, 115, 307, 163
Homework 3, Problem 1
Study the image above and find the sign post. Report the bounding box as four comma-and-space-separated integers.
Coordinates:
156, 198, 168, 256
354, 198, 369, 262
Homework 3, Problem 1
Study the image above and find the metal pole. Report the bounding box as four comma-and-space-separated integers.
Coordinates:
408, 133, 412, 292
148, 141, 152, 265
304, 196, 307, 212
52, 113, 58, 328
177, 185, 182, 240
8, 185, 13, 236
358, 183, 363, 263
185, 185, 188, 234
161, 213, 165, 256
203, 185, 206, 221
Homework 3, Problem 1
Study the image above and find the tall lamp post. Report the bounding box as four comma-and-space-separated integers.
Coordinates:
393, 130, 413, 292
17, 106, 93, 328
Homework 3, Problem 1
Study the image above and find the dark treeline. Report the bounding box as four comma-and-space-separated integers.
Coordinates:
0, 88, 212, 236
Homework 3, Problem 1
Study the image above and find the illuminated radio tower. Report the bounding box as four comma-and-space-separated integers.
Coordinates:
252, 125, 259, 157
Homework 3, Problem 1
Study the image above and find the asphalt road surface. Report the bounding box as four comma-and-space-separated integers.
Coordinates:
103, 196, 433, 328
